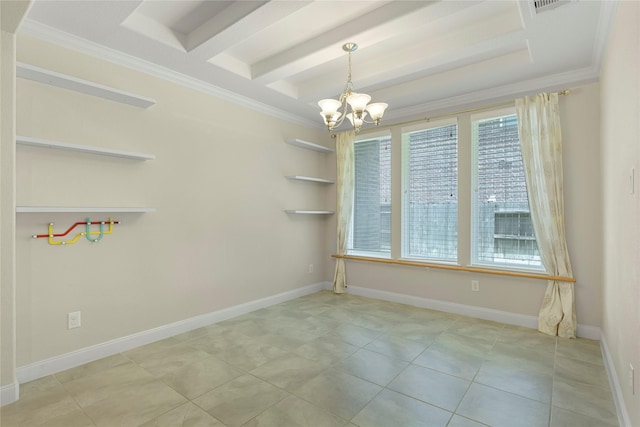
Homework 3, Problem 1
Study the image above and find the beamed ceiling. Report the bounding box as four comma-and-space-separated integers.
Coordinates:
20, 0, 617, 130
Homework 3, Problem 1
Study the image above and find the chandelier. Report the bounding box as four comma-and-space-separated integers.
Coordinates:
318, 43, 388, 133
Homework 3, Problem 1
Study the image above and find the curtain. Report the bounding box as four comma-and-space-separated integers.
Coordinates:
333, 131, 355, 294
516, 93, 576, 338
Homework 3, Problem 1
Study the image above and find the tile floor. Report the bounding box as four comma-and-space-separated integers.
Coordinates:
0, 291, 619, 427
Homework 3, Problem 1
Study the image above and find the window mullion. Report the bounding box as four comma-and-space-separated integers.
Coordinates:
391, 126, 403, 259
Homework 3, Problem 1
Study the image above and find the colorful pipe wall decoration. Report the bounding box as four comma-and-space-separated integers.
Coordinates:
32, 218, 119, 245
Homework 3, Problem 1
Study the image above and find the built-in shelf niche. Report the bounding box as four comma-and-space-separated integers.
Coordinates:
16, 136, 155, 161
284, 210, 335, 215
286, 139, 334, 153
16, 207, 156, 213
285, 175, 335, 184
284, 138, 335, 215
16, 62, 156, 108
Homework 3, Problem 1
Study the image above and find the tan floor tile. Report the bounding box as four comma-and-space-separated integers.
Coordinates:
550, 406, 618, 427
81, 379, 186, 427
334, 348, 408, 386
54, 354, 131, 384
327, 323, 382, 347
352, 389, 451, 427
344, 312, 397, 332
250, 353, 328, 391
387, 320, 449, 343
552, 378, 618, 425
131, 344, 213, 375
447, 318, 504, 343
364, 333, 429, 362
207, 338, 290, 371
413, 332, 492, 380
498, 325, 557, 351
37, 409, 96, 427
414, 343, 484, 380
486, 341, 555, 375
293, 369, 382, 420
63, 361, 156, 407
294, 335, 359, 365
138, 402, 224, 427
556, 338, 603, 365
446, 415, 488, 427
190, 329, 260, 354
172, 327, 211, 342
122, 337, 183, 363
474, 360, 553, 403
554, 356, 611, 388
456, 383, 549, 427
17, 375, 62, 397
388, 364, 469, 411
243, 394, 346, 427
0, 385, 80, 427
152, 354, 244, 399
193, 374, 288, 426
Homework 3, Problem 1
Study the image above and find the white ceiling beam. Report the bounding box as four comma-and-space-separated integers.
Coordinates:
248, 1, 434, 84
186, 1, 310, 56
121, 11, 187, 52
296, 6, 526, 100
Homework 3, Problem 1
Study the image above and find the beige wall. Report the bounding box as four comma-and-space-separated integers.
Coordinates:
324, 83, 603, 330
14, 35, 330, 366
601, 1, 640, 424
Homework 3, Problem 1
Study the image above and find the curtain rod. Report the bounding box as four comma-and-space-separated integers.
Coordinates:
330, 90, 572, 138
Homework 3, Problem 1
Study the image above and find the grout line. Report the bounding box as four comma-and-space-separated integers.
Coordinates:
11, 291, 613, 426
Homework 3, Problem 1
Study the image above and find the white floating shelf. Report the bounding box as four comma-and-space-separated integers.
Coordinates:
286, 139, 334, 153
16, 136, 155, 160
284, 210, 335, 215
17, 207, 156, 213
285, 175, 335, 184
17, 62, 156, 108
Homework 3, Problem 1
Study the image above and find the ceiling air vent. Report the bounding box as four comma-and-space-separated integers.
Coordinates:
533, 0, 568, 14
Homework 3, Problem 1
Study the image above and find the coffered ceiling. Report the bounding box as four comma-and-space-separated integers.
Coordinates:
20, 0, 617, 130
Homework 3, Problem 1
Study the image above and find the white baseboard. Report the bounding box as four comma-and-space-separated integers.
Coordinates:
600, 333, 631, 427
0, 382, 19, 407
346, 285, 601, 340
16, 282, 327, 385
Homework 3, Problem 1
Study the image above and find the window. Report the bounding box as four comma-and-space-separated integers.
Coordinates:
402, 121, 458, 261
349, 134, 391, 256
346, 107, 541, 274
471, 112, 541, 268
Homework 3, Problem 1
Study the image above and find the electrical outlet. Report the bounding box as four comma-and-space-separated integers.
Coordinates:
471, 280, 480, 292
68, 311, 81, 329
308, 264, 314, 274
629, 364, 635, 394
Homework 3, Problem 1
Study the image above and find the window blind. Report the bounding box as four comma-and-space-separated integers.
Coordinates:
402, 124, 458, 261
350, 135, 391, 254
472, 114, 541, 268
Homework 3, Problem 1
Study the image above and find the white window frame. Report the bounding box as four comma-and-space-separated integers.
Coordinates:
401, 118, 459, 263
347, 131, 392, 259
470, 107, 543, 271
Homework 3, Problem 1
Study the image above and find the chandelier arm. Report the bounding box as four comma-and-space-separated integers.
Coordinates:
332, 98, 350, 130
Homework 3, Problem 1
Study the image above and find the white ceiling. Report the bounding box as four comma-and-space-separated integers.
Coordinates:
21, 0, 617, 131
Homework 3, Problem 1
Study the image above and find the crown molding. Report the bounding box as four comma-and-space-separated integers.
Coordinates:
18, 19, 321, 130
385, 65, 600, 122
